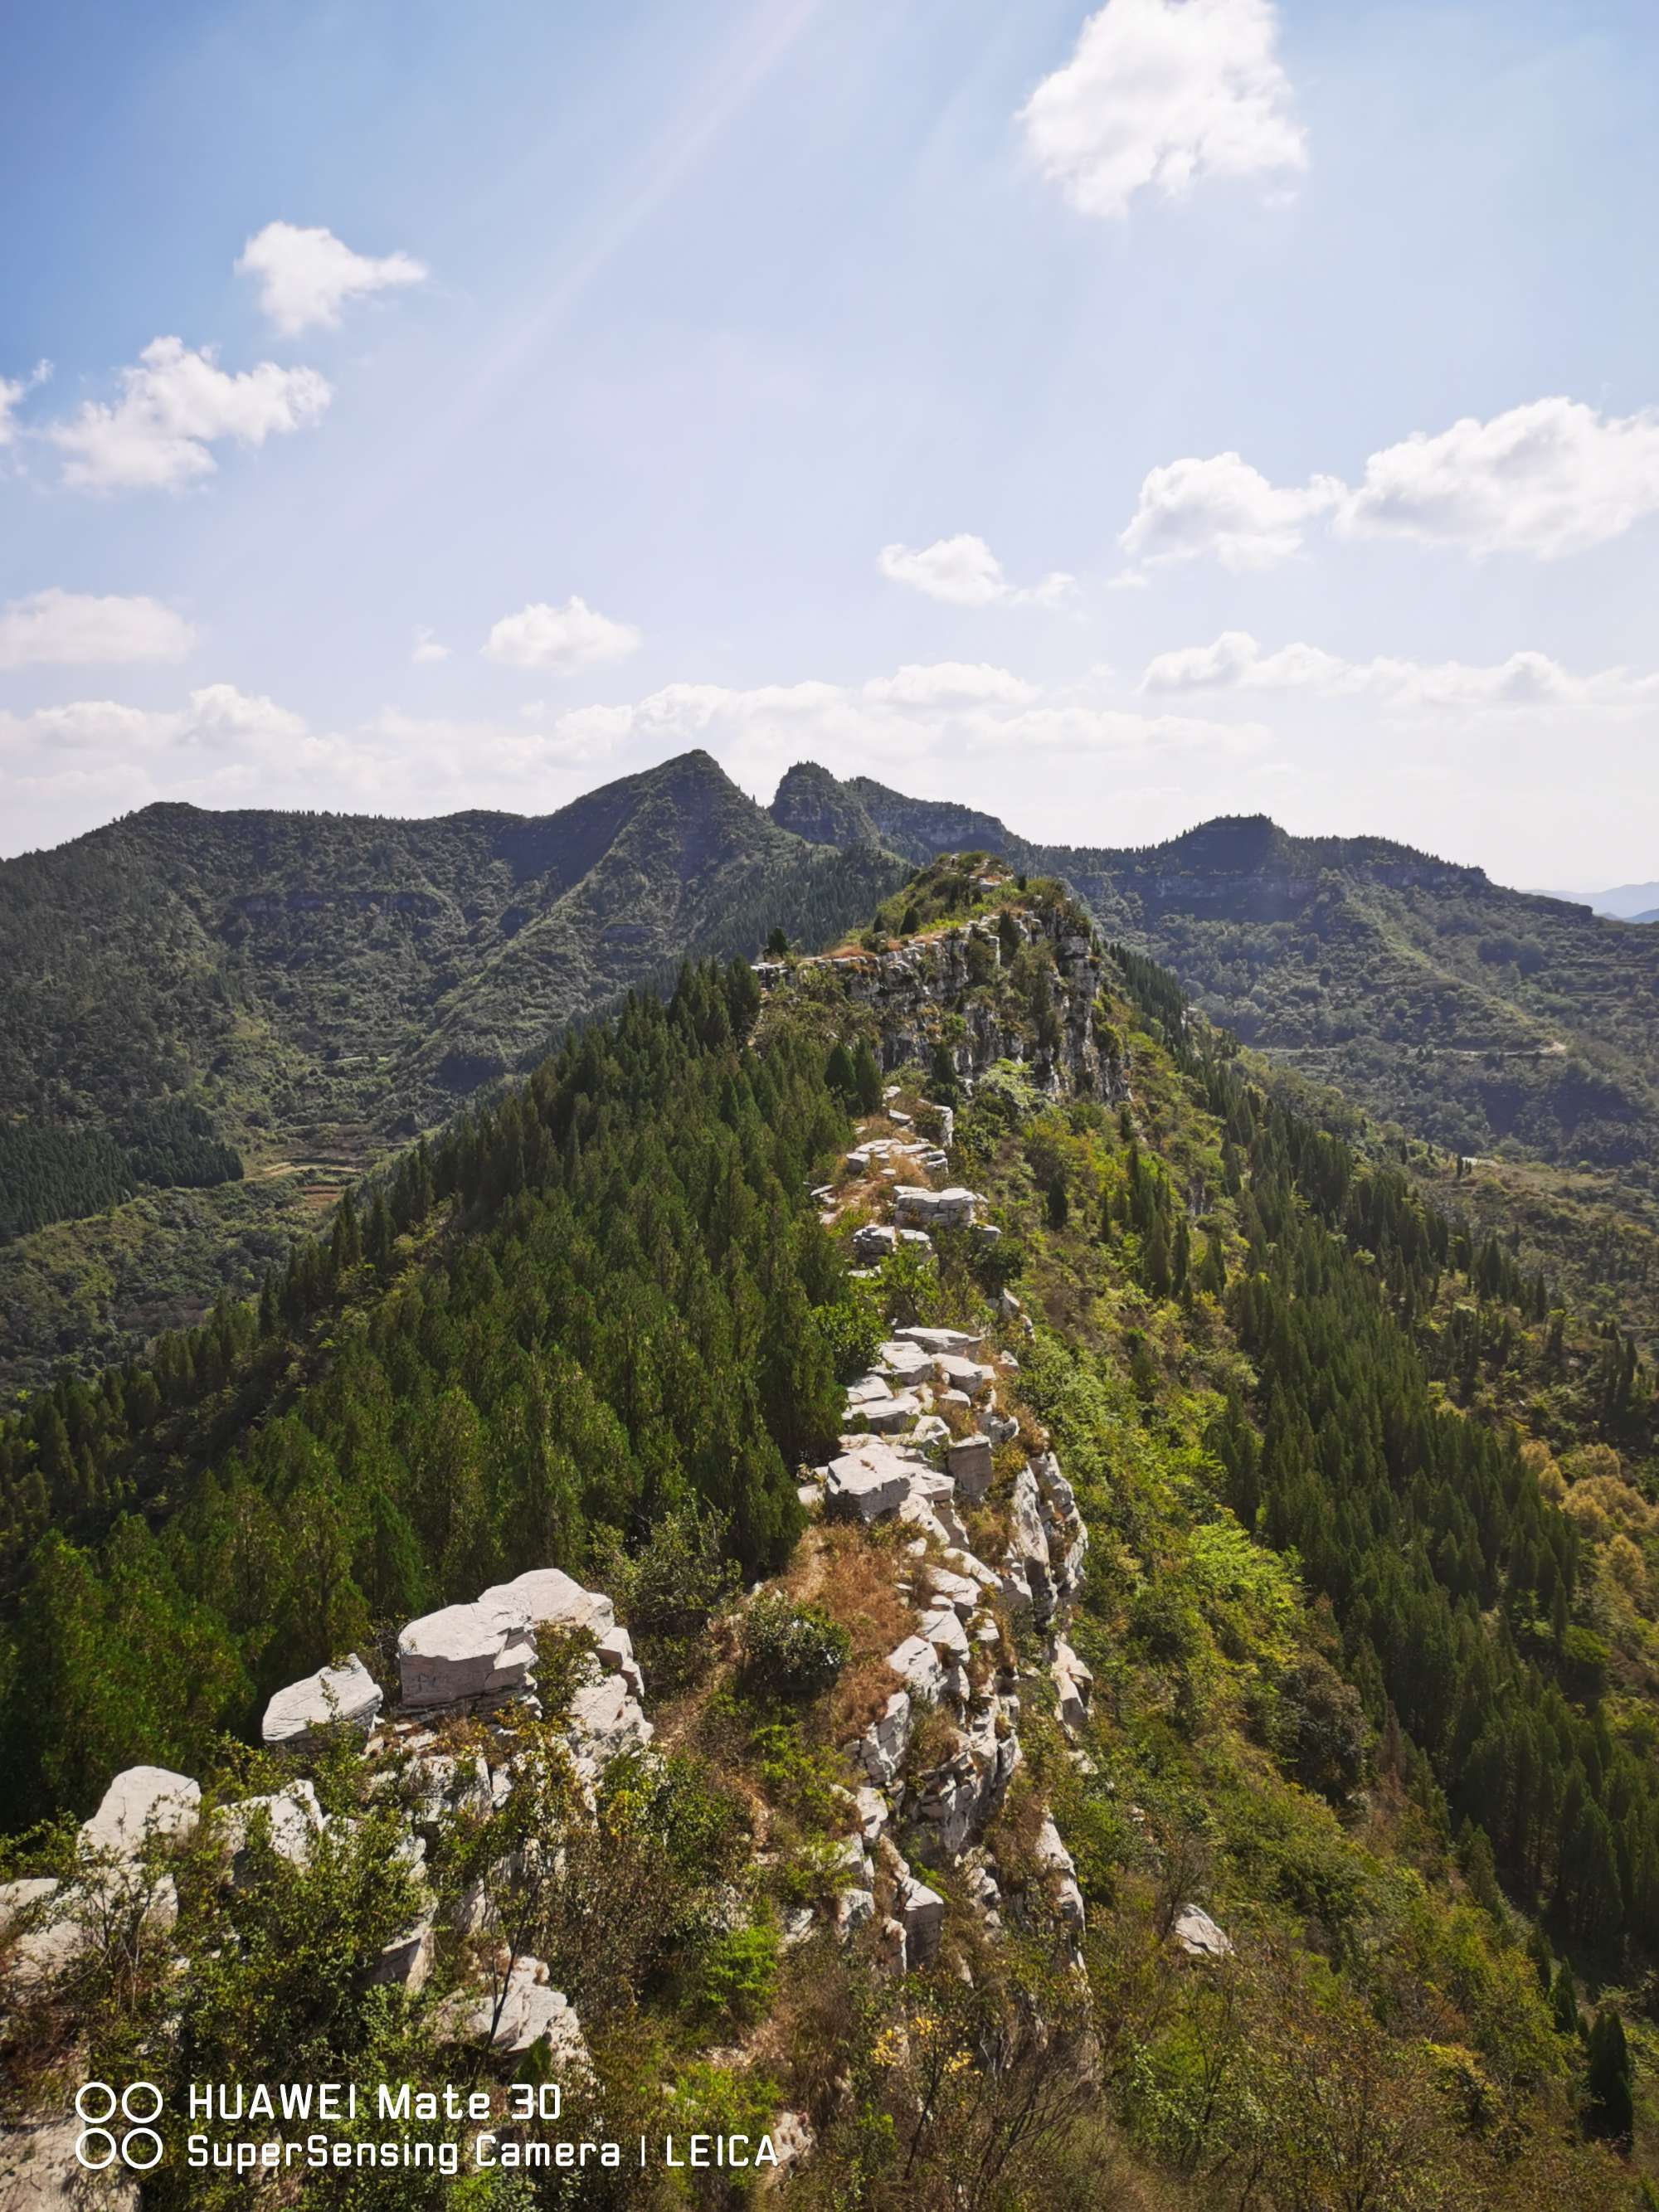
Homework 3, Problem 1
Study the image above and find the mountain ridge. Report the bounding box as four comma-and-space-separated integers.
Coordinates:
771, 761, 1659, 1179
0, 751, 906, 1385
0, 858, 1650, 2202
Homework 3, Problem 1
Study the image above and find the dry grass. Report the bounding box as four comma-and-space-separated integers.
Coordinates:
789, 1525, 918, 1739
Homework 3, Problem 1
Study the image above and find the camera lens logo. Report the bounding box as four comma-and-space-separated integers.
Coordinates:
75, 2082, 164, 2172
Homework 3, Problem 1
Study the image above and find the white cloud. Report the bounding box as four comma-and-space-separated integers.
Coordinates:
1019, 0, 1306, 221
1, 683, 303, 761
7, 699, 181, 753
49, 337, 331, 492
1141, 630, 1267, 689
1335, 397, 1659, 559
863, 662, 1039, 707
1013, 569, 1080, 609
0, 659, 1274, 853
877, 534, 1077, 608
0, 589, 197, 670
1141, 630, 1659, 709
1, 362, 52, 448
411, 628, 451, 664
236, 221, 428, 337
182, 683, 308, 742
1124, 398, 1659, 572
530, 664, 1264, 806
1120, 453, 1342, 568
878, 534, 1007, 606
484, 596, 643, 673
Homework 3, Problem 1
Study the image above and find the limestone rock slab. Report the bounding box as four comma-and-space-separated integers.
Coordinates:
262, 1654, 383, 1748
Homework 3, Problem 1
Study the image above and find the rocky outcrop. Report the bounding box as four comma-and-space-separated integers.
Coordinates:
893, 1184, 984, 1231
434, 1954, 588, 2064
946, 1435, 993, 1502
479, 1568, 644, 1699
217, 1779, 325, 1879
5, 1514, 657, 2195
567, 1674, 654, 1774
893, 1868, 946, 1965
0, 2121, 139, 2211
763, 895, 1125, 1103
0, 1882, 76, 1990
853, 1222, 932, 1263
1173, 1905, 1233, 1960
80, 1766, 200, 1860
810, 1034, 1102, 1982
262, 1653, 382, 1747
371, 1913, 436, 1995
398, 1602, 538, 1710
0, 1767, 201, 1993
1051, 1638, 1093, 1735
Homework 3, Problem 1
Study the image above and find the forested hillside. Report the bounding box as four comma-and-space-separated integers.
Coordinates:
773, 767, 1659, 1285
2, 858, 1655, 2204
0, 751, 904, 1388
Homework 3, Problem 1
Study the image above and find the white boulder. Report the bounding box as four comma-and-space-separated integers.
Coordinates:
479, 1568, 614, 1640
1051, 1639, 1093, 1733
437, 1956, 587, 2064
80, 1767, 200, 1861
260, 1653, 382, 1748
895, 1872, 946, 1963
896, 1325, 985, 1356
1034, 1817, 1085, 1932
371, 1913, 435, 1995
398, 1603, 538, 1709
567, 1675, 654, 1769
877, 1339, 933, 1386
886, 1635, 946, 1704
1173, 1905, 1233, 1960
855, 1691, 912, 1788
933, 1355, 995, 1396
946, 1435, 993, 1502
219, 1780, 325, 1877
825, 1441, 915, 1521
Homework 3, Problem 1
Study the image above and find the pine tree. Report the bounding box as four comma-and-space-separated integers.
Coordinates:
331, 1189, 362, 1275
854, 1040, 883, 1114
825, 1041, 858, 1105
927, 1042, 958, 1106
1584, 2007, 1633, 2146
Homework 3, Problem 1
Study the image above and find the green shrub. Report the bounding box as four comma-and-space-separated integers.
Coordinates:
693, 1923, 779, 2027
815, 1288, 882, 1381
740, 1593, 850, 1698
598, 1505, 739, 1689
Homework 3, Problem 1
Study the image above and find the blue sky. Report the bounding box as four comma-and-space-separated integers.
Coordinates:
2, 0, 1657, 883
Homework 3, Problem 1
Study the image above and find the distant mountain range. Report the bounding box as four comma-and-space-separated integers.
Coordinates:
0, 752, 902, 1383
1528, 880, 1659, 921
5, 746, 1659, 1384
771, 762, 1659, 1181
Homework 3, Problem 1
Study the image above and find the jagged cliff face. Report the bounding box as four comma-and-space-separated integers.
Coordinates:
768, 762, 882, 849
771, 893, 1130, 1106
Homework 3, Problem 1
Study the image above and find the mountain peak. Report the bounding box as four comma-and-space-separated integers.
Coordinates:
771, 761, 882, 848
